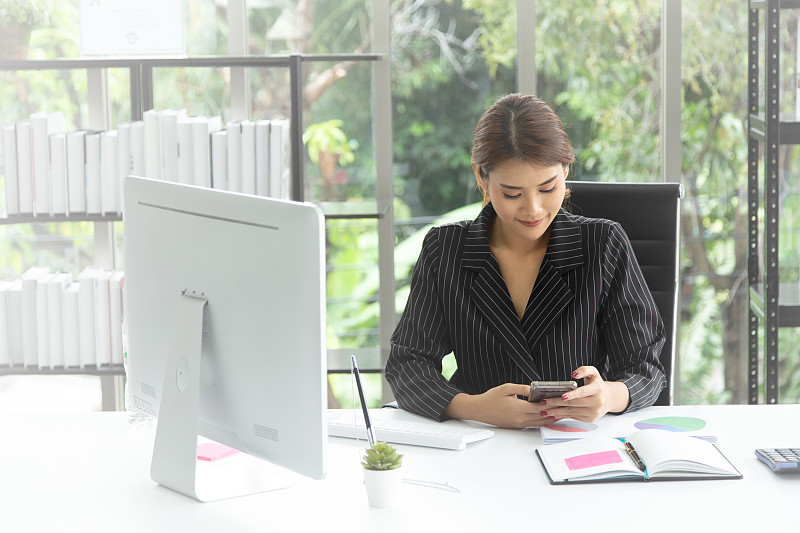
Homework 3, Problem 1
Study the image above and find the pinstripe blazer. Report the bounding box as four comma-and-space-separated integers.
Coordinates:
385, 203, 666, 422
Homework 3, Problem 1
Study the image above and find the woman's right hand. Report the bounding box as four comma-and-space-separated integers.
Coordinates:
444, 383, 553, 429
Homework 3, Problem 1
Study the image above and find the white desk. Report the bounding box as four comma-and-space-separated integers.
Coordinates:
2, 405, 798, 532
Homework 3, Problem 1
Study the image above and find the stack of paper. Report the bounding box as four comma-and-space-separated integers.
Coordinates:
539, 405, 719, 444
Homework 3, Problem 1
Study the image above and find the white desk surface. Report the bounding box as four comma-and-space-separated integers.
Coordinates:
2, 405, 798, 532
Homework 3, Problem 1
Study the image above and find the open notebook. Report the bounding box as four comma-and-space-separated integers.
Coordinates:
535, 429, 741, 484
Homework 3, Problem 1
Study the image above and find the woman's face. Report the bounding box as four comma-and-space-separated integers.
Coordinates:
475, 159, 567, 248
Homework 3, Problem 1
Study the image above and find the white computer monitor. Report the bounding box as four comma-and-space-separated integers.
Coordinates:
123, 176, 327, 502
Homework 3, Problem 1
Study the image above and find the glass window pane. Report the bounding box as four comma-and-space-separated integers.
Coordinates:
17, 1, 225, 61
0, 221, 100, 278
391, 0, 516, 315
327, 218, 380, 350
302, 60, 375, 204
20, 1, 79, 61
329, 372, 382, 408
680, 2, 750, 404
152, 66, 236, 119
248, 0, 371, 56
393, 0, 516, 218
185, 0, 227, 55
534, 0, 661, 182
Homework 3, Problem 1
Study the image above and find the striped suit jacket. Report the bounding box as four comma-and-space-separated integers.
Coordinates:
385, 203, 666, 421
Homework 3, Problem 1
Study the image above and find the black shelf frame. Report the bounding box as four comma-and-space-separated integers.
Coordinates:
0, 53, 384, 217
0, 213, 122, 225
747, 0, 799, 404
0, 53, 389, 380
0, 364, 123, 376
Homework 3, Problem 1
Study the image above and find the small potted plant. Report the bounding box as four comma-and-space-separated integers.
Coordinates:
0, 0, 46, 60
361, 441, 403, 508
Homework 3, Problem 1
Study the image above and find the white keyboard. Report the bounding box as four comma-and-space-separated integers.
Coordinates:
327, 409, 494, 451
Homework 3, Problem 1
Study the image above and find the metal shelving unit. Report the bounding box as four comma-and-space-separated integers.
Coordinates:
0, 54, 382, 211
0, 213, 122, 225
747, 0, 800, 404
0, 12, 395, 398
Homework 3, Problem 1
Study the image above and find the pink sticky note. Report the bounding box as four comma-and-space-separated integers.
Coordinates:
197, 442, 239, 462
565, 450, 622, 471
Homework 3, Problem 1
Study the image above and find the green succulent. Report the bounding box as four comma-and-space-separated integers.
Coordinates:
361, 441, 403, 471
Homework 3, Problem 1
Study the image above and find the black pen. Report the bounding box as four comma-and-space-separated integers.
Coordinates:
351, 355, 377, 448
623, 441, 647, 472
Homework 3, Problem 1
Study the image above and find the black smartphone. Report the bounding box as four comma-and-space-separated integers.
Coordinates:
527, 381, 577, 402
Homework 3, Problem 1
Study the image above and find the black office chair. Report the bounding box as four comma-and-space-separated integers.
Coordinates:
566, 181, 683, 406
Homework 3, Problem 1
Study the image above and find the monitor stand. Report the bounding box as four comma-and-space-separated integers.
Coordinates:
149, 291, 291, 502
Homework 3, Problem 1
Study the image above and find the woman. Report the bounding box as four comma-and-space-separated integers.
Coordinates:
385, 93, 666, 429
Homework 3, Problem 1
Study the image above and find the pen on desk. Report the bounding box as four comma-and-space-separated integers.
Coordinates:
351, 355, 377, 448
623, 441, 646, 472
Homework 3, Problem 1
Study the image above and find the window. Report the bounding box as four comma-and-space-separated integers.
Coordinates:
2, 1, 796, 411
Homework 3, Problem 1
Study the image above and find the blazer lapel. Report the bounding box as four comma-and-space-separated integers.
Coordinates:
521, 210, 583, 348
520, 259, 573, 349
462, 204, 543, 380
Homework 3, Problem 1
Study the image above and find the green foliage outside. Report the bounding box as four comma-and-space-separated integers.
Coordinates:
0, 0, 46, 27
380, 0, 800, 405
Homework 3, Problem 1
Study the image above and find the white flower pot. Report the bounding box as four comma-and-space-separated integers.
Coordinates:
363, 467, 402, 508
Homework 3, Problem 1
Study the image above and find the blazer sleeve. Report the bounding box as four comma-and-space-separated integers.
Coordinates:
599, 223, 667, 411
385, 227, 464, 421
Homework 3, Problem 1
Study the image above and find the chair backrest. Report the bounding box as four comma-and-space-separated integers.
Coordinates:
566, 181, 683, 406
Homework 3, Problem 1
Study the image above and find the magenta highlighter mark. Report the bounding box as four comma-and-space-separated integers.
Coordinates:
565, 450, 622, 471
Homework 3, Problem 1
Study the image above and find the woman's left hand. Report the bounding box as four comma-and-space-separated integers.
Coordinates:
537, 366, 630, 423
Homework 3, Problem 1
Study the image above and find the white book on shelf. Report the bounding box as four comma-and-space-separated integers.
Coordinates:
192, 116, 222, 188
3, 124, 19, 216
240, 119, 256, 195
100, 130, 118, 215
129, 120, 145, 176
63, 281, 81, 368
176, 116, 194, 185
15, 120, 33, 214
160, 109, 185, 183
255, 119, 271, 196
85, 132, 102, 214
210, 129, 228, 190
0, 280, 11, 366
66, 130, 87, 214
6, 279, 23, 367
117, 122, 131, 213
270, 119, 291, 200
94, 269, 113, 367
31, 111, 64, 215
226, 120, 242, 193
20, 266, 49, 367
78, 267, 100, 367
47, 272, 72, 369
143, 109, 162, 180
109, 270, 124, 366
49, 132, 68, 215
35, 272, 54, 368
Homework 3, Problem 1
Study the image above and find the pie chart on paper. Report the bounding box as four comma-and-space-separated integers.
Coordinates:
633, 416, 706, 433
544, 420, 598, 433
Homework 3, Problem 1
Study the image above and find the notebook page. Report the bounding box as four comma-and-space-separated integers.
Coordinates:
537, 437, 643, 482
626, 429, 735, 476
